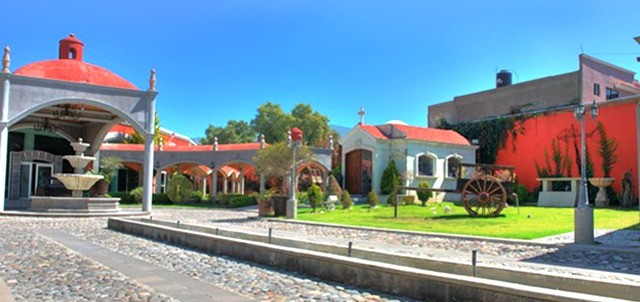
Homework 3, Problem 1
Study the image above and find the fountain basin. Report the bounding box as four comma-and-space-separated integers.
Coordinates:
62, 155, 97, 170
53, 174, 103, 191
30, 196, 120, 213
588, 177, 615, 208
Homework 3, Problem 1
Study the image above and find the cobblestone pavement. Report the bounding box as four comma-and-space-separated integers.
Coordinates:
2, 207, 639, 301
0, 214, 418, 302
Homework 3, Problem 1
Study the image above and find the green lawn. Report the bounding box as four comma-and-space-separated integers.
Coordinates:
296, 202, 640, 240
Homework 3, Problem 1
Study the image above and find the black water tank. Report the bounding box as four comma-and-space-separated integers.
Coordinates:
496, 70, 512, 88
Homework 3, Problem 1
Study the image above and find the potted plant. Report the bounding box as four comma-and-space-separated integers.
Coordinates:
91, 156, 122, 196
254, 191, 274, 217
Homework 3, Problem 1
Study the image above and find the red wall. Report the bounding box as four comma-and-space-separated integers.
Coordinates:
495, 102, 638, 197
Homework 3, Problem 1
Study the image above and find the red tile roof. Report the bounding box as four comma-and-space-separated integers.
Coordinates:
358, 123, 470, 145
100, 142, 264, 152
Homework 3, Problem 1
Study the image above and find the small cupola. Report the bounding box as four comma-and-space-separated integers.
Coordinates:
58, 33, 84, 61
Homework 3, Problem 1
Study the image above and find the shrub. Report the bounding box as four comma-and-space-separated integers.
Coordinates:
514, 183, 531, 203
229, 195, 257, 208
167, 173, 194, 204
111, 191, 136, 203
190, 191, 209, 203
307, 184, 323, 212
340, 190, 352, 209
367, 191, 379, 208
218, 194, 244, 206
380, 160, 400, 194
387, 188, 398, 205
296, 191, 309, 205
130, 187, 144, 203
152, 193, 172, 204
326, 175, 342, 197
417, 181, 433, 206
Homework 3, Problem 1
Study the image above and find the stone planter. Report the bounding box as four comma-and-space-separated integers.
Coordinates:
588, 177, 615, 208
90, 179, 109, 197
403, 195, 415, 205
258, 200, 274, 217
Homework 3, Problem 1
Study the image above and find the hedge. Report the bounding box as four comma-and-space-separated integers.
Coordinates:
228, 195, 256, 208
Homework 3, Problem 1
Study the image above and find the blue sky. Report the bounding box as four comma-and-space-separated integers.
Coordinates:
4, 1, 640, 139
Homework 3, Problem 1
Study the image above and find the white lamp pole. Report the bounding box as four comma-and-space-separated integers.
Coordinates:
287, 132, 300, 219
574, 100, 598, 244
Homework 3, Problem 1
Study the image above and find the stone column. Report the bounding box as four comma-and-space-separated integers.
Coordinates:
155, 167, 162, 194
223, 178, 228, 194
142, 134, 154, 212
0, 78, 9, 212
239, 173, 245, 195
201, 177, 207, 195
211, 171, 218, 201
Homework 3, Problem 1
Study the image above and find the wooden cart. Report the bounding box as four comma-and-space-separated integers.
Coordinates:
455, 163, 516, 216
395, 163, 516, 217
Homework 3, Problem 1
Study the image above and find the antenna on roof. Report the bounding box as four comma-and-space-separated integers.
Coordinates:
580, 44, 584, 54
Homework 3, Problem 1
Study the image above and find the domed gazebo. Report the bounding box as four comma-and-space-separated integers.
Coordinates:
0, 34, 157, 213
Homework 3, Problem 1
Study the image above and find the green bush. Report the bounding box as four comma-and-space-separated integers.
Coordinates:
417, 181, 433, 206
167, 174, 194, 204
367, 191, 379, 207
340, 190, 352, 209
326, 175, 342, 197
380, 160, 400, 194
387, 188, 398, 205
111, 191, 136, 203
514, 184, 531, 203
307, 183, 323, 212
218, 194, 244, 206
296, 191, 309, 205
152, 193, 172, 204
130, 187, 144, 203
229, 195, 257, 208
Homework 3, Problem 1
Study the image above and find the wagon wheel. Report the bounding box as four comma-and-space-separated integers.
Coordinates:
461, 175, 507, 216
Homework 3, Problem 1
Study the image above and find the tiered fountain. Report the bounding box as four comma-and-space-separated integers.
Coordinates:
30, 138, 121, 213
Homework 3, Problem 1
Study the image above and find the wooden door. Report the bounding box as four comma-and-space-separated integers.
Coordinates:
345, 150, 362, 194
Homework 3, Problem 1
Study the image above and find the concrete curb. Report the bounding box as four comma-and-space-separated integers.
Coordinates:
0, 210, 149, 218
109, 218, 633, 302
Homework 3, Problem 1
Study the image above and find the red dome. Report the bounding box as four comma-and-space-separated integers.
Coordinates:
14, 59, 138, 90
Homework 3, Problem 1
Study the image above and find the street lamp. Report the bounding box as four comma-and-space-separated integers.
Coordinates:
574, 100, 598, 244
287, 128, 303, 219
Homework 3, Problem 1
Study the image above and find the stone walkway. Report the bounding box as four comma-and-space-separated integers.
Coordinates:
1, 207, 639, 301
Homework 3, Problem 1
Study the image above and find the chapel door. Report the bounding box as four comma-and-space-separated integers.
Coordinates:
345, 149, 372, 195
345, 150, 362, 194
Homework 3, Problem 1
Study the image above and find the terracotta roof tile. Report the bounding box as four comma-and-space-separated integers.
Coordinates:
358, 123, 470, 145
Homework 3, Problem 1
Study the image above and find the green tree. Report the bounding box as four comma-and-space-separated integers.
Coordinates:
417, 181, 433, 206
252, 141, 314, 194
125, 112, 162, 145
380, 160, 400, 194
167, 173, 194, 203
291, 104, 332, 146
251, 102, 294, 144
200, 120, 256, 144
307, 183, 323, 212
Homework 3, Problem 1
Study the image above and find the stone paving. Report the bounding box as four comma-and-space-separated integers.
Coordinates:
1, 207, 639, 301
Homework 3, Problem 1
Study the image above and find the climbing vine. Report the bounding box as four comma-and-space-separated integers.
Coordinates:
438, 116, 526, 164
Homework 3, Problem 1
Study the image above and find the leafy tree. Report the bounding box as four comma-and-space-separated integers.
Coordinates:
167, 173, 194, 203
200, 120, 256, 144
125, 112, 162, 145
380, 160, 400, 194
291, 104, 332, 146
251, 102, 294, 144
252, 141, 314, 194
98, 156, 123, 185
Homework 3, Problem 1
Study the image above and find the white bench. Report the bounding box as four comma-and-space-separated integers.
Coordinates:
536, 177, 579, 207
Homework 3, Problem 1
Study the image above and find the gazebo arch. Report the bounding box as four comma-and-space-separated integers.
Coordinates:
0, 35, 157, 212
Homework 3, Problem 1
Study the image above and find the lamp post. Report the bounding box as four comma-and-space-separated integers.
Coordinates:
574, 100, 599, 244
287, 128, 303, 219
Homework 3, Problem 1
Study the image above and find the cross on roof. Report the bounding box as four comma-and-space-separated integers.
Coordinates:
358, 107, 366, 125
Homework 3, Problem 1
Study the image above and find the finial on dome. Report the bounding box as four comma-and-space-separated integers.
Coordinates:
2, 46, 10, 74
149, 68, 156, 91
